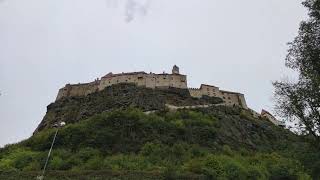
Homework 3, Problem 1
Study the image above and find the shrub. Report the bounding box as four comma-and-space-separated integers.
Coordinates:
202, 155, 226, 178
82, 157, 104, 170
222, 145, 233, 156
49, 157, 65, 170
222, 159, 248, 180
251, 153, 310, 180
240, 110, 255, 121
163, 165, 179, 180
0, 148, 40, 171
103, 154, 152, 171
182, 159, 203, 174
246, 165, 269, 180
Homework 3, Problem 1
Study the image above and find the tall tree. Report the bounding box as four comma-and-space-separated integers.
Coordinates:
273, 0, 320, 142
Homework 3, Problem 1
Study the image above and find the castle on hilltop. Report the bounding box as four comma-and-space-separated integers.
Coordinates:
56, 65, 248, 109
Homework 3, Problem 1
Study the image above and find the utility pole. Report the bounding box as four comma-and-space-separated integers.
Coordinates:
37, 122, 66, 180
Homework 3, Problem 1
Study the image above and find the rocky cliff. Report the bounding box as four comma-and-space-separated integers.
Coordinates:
35, 83, 223, 133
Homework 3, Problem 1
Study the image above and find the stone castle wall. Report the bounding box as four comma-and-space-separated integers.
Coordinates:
98, 72, 187, 91
55, 66, 248, 109
56, 72, 187, 101
189, 84, 248, 109
56, 80, 100, 101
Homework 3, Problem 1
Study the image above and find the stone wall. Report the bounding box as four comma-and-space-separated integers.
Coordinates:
261, 110, 285, 127
55, 66, 247, 109
238, 94, 248, 109
56, 80, 100, 101
188, 84, 248, 109
98, 72, 146, 90
189, 88, 203, 98
98, 72, 187, 90
56, 72, 187, 101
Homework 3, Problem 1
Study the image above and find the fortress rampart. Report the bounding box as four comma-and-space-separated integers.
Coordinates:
55, 65, 248, 109
189, 84, 247, 109
56, 79, 100, 101
98, 71, 187, 91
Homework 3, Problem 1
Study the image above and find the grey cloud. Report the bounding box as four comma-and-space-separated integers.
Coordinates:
105, 0, 151, 22
125, 0, 151, 22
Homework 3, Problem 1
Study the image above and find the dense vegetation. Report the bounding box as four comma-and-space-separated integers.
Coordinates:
1, 107, 319, 179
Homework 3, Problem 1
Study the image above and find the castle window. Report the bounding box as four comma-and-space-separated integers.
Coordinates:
228, 97, 231, 100
223, 97, 226, 99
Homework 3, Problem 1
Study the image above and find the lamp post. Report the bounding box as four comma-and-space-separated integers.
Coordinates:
37, 122, 66, 180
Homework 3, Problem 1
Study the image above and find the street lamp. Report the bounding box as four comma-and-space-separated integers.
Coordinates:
37, 121, 66, 180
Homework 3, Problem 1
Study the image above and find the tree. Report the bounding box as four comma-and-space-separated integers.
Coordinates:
273, 0, 320, 143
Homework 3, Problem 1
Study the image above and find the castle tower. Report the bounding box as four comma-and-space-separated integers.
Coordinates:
172, 65, 180, 74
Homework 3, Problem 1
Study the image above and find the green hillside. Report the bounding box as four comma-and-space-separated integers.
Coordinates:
1, 85, 319, 179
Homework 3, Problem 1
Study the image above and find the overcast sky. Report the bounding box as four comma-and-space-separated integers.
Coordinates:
0, 0, 307, 147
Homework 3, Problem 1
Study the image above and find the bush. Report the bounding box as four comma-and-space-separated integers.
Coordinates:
247, 165, 269, 180
250, 153, 310, 180
103, 154, 152, 171
239, 110, 256, 121
222, 159, 248, 180
222, 145, 233, 156
0, 148, 40, 171
163, 165, 179, 180
82, 157, 104, 170
183, 159, 203, 174
202, 155, 226, 178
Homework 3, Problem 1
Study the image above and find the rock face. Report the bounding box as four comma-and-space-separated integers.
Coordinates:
35, 83, 290, 151
35, 83, 223, 133
194, 107, 292, 151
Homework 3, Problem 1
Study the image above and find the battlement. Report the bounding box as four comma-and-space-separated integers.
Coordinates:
55, 65, 248, 109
